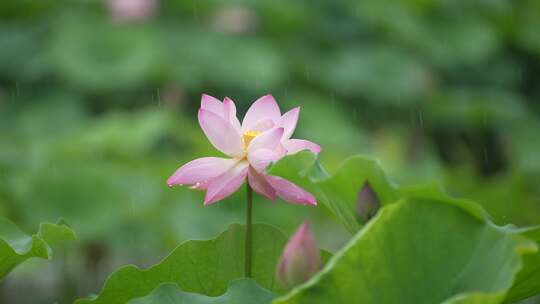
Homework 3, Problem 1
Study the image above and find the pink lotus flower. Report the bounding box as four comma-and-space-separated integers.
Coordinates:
276, 220, 322, 288
167, 94, 321, 205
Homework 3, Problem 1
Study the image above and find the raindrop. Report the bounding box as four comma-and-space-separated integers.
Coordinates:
156, 88, 161, 107
192, 4, 199, 20
129, 196, 136, 219
418, 110, 424, 128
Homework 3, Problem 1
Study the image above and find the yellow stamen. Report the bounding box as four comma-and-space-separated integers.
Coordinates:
243, 130, 261, 151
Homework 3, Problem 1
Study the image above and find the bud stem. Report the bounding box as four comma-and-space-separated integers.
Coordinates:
245, 183, 253, 278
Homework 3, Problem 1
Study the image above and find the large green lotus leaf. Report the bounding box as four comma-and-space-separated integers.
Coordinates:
267, 151, 399, 233
76, 224, 287, 304
0, 218, 76, 280
129, 279, 275, 304
397, 183, 488, 220
273, 198, 536, 304
505, 227, 540, 303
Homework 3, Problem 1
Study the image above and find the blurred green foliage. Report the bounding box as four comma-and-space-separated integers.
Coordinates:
1, 0, 540, 303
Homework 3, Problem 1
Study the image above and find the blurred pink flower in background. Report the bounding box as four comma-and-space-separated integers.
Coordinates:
167, 94, 321, 205
106, 0, 157, 22
276, 221, 322, 288
211, 6, 258, 34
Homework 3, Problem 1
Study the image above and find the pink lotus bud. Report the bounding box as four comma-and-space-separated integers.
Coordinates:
356, 181, 380, 222
276, 221, 321, 289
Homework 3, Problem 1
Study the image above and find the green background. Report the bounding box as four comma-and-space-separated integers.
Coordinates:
1, 0, 540, 303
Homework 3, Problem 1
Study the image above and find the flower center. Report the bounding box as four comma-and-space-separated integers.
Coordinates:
243, 130, 261, 151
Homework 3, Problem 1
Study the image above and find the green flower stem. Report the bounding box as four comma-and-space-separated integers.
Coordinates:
245, 183, 253, 278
